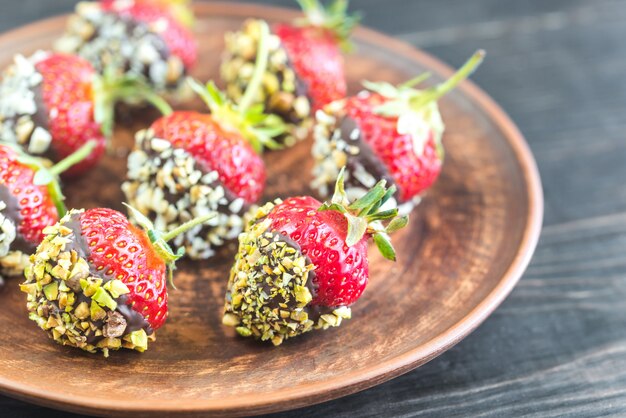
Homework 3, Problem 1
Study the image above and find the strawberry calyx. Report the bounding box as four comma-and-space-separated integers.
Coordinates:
93, 68, 174, 138
363, 49, 485, 158
295, 0, 361, 51
12, 140, 97, 218
319, 167, 408, 261
188, 20, 285, 153
124, 203, 214, 288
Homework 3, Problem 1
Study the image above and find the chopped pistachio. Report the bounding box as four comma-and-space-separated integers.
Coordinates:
236, 326, 252, 337
128, 329, 148, 352
92, 287, 117, 310
43, 282, 59, 301
90, 300, 107, 322
222, 313, 241, 327
294, 285, 312, 305
104, 279, 130, 298
74, 302, 90, 320
19, 283, 39, 297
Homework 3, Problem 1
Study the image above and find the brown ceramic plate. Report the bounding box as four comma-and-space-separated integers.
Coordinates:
0, 2, 543, 417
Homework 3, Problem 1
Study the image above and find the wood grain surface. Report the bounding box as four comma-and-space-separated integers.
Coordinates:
1, 0, 619, 417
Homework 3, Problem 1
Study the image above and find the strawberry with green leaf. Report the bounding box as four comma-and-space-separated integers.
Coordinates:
0, 141, 95, 285
223, 167, 408, 346
0, 51, 172, 176
20, 204, 213, 356
312, 50, 485, 214
221, 0, 360, 147
123, 21, 285, 260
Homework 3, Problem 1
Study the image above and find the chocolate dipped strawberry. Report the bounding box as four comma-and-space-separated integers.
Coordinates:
223, 168, 408, 345
123, 21, 284, 260
221, 0, 359, 147
311, 50, 485, 214
55, 0, 197, 93
0, 141, 95, 286
20, 205, 213, 356
0, 51, 171, 176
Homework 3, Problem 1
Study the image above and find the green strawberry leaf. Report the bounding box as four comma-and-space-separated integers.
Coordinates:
32, 170, 54, 186
386, 215, 409, 234
318, 166, 408, 256
345, 213, 368, 247
373, 232, 396, 261
330, 166, 350, 206
123, 203, 155, 231
368, 185, 397, 214
361, 80, 400, 98
348, 180, 387, 213
366, 208, 399, 222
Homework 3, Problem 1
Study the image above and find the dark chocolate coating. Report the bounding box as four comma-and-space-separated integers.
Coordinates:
62, 212, 153, 341
340, 116, 401, 200
262, 230, 336, 321
0, 184, 36, 254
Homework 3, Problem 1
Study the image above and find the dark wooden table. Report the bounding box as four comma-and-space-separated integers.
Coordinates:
2, 0, 625, 416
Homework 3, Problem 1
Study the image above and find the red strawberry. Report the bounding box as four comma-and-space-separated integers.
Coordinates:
149, 111, 266, 204
221, 0, 359, 147
56, 0, 197, 90
312, 50, 485, 213
0, 51, 171, 176
223, 168, 408, 345
20, 205, 213, 355
36, 53, 105, 175
0, 141, 95, 284
123, 23, 284, 260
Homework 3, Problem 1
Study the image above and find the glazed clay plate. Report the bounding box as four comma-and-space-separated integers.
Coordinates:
0, 2, 543, 417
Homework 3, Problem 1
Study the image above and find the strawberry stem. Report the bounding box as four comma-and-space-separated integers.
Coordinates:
238, 20, 270, 113
411, 49, 485, 109
49, 141, 96, 177
46, 181, 67, 219
40, 141, 97, 217
187, 21, 285, 155
14, 141, 96, 218
399, 72, 432, 89
161, 215, 215, 243
94, 69, 173, 138
123, 203, 215, 288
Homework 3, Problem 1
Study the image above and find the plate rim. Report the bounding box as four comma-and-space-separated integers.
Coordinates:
0, 2, 544, 416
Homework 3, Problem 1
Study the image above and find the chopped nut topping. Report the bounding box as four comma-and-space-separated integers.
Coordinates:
221, 19, 313, 147
223, 200, 351, 345
0, 52, 54, 157
54, 2, 188, 93
122, 129, 247, 260
20, 210, 153, 355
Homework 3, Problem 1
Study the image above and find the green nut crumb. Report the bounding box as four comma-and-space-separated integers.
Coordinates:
92, 287, 118, 311
127, 329, 148, 352
236, 326, 252, 337
43, 282, 58, 301
294, 285, 312, 304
